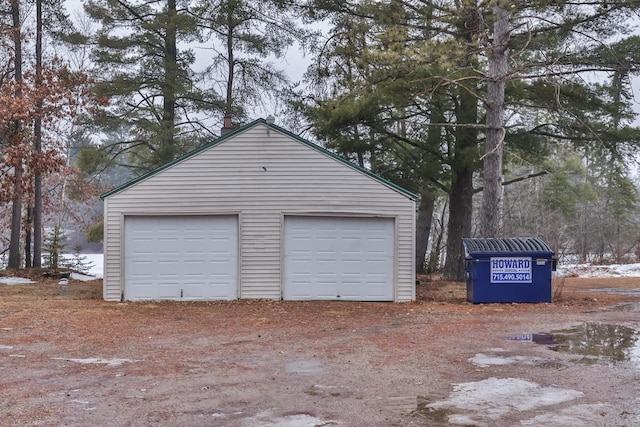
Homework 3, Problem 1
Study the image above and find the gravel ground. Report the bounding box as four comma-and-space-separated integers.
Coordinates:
0, 273, 639, 426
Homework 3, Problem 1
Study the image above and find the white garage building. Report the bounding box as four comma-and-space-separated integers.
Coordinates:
101, 119, 417, 302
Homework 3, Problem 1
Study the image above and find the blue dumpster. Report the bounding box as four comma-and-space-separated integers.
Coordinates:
462, 237, 556, 304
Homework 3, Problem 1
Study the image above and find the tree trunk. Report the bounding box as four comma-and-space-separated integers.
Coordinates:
33, 0, 43, 267
25, 207, 32, 268
8, 0, 23, 269
415, 193, 435, 274
443, 2, 480, 282
443, 88, 477, 281
443, 159, 475, 281
427, 201, 447, 273
480, 6, 510, 237
224, 1, 235, 116
158, 0, 177, 165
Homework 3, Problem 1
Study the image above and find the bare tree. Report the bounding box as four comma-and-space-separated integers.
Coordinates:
8, 0, 24, 269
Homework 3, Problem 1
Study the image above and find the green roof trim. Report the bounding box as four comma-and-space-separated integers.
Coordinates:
100, 118, 418, 201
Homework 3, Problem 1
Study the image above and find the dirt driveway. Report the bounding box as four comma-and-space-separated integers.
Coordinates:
1, 274, 639, 426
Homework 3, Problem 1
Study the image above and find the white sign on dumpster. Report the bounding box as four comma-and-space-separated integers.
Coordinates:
490, 257, 532, 283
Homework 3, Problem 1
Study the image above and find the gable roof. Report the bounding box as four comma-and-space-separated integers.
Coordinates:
100, 118, 418, 201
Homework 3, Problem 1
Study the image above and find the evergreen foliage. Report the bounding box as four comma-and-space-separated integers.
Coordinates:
294, 0, 640, 278
63, 245, 96, 274
83, 0, 201, 171
43, 224, 66, 270
3, 0, 640, 276
191, 0, 312, 122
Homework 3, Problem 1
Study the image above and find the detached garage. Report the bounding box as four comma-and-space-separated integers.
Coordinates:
101, 119, 417, 302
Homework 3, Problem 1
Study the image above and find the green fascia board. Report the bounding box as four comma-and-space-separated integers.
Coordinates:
100, 118, 418, 201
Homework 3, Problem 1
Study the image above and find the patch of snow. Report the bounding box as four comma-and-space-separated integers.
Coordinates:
211, 413, 227, 419
520, 403, 610, 426
0, 345, 14, 349
241, 411, 337, 427
557, 263, 640, 278
448, 414, 483, 425
429, 377, 583, 421
52, 357, 140, 366
469, 354, 542, 367
0, 277, 35, 285
631, 333, 640, 368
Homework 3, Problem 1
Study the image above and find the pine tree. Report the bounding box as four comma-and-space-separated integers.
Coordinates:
191, 0, 312, 123
84, 0, 200, 171
7, 0, 24, 269
43, 223, 66, 270
297, 0, 640, 280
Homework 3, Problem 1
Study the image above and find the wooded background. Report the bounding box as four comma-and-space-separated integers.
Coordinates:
2, 0, 640, 281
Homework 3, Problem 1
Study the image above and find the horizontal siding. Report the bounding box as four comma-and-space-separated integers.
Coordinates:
104, 124, 415, 301
239, 213, 281, 299
103, 199, 122, 301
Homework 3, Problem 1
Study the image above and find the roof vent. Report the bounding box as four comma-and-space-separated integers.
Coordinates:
266, 115, 275, 124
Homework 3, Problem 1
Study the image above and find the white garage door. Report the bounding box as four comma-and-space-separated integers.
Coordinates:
124, 216, 238, 301
284, 216, 395, 301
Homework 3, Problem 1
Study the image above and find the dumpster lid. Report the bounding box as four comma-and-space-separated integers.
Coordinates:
462, 237, 554, 256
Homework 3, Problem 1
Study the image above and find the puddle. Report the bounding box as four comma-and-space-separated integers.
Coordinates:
525, 323, 640, 366
284, 360, 323, 375
589, 287, 640, 296
471, 348, 569, 369
508, 333, 555, 344
411, 396, 453, 424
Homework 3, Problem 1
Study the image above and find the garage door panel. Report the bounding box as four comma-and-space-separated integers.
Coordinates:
365, 259, 390, 270
183, 252, 205, 258
314, 241, 338, 254
316, 281, 339, 298
365, 238, 390, 254
124, 216, 238, 301
284, 216, 394, 301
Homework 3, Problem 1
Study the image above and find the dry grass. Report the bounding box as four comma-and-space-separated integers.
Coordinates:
552, 276, 566, 302
0, 268, 102, 301
0, 270, 637, 308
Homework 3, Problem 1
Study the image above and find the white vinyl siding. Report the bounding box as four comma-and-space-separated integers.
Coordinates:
103, 123, 415, 301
